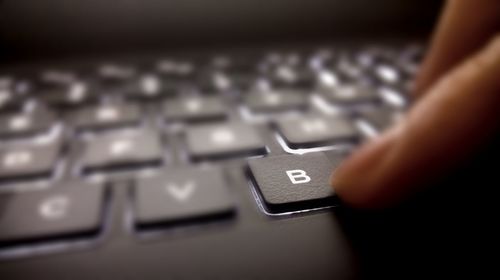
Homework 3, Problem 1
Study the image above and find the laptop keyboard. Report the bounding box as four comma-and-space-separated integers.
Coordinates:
0, 42, 423, 257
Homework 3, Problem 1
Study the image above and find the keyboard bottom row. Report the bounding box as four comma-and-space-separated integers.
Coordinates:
0, 152, 340, 250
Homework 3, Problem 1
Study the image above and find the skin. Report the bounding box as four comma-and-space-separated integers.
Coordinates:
330, 0, 500, 208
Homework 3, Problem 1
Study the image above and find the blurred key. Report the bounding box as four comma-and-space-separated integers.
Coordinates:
39, 70, 76, 88
227, 72, 260, 90
271, 65, 315, 89
244, 89, 308, 113
248, 153, 336, 213
73, 103, 141, 131
335, 58, 365, 82
81, 130, 162, 173
359, 107, 401, 132
211, 55, 257, 73
134, 167, 234, 228
163, 96, 227, 123
277, 115, 359, 149
186, 122, 266, 161
0, 110, 55, 139
374, 64, 401, 86
98, 64, 136, 90
0, 89, 24, 113
195, 70, 218, 92
126, 75, 176, 100
0, 142, 60, 182
157, 60, 195, 80
321, 84, 380, 105
0, 181, 106, 245
42, 82, 96, 108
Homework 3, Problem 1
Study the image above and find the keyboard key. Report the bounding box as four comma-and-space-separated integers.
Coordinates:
134, 167, 234, 228
186, 122, 266, 161
359, 107, 401, 132
195, 70, 219, 92
276, 115, 359, 149
81, 130, 162, 173
41, 82, 96, 108
374, 64, 401, 85
227, 72, 260, 90
0, 89, 24, 113
244, 89, 308, 113
212, 55, 257, 73
163, 96, 227, 123
157, 60, 195, 79
0, 181, 106, 245
97, 64, 136, 90
35, 73, 75, 95
335, 58, 365, 81
38, 71, 76, 91
271, 66, 316, 89
0, 111, 55, 139
73, 103, 141, 131
321, 84, 380, 105
0, 142, 60, 183
248, 153, 335, 213
126, 75, 176, 100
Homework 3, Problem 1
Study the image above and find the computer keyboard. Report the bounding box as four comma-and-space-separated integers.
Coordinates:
0, 42, 422, 260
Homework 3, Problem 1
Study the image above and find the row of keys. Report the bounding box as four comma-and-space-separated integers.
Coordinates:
0, 152, 338, 246
1, 74, 395, 111
0, 85, 391, 142
1, 44, 422, 112
0, 111, 387, 182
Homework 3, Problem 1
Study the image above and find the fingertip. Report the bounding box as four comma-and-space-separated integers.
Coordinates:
330, 126, 401, 208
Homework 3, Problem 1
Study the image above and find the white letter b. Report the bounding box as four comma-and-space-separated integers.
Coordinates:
286, 169, 311, 184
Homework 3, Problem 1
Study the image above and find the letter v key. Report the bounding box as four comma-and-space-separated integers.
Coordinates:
165, 181, 196, 202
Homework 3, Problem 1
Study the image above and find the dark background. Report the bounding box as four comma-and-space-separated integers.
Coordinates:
0, 0, 442, 61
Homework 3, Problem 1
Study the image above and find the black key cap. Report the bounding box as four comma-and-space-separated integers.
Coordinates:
0, 111, 55, 138
98, 64, 136, 90
271, 66, 315, 89
134, 167, 234, 228
335, 59, 365, 81
0, 89, 24, 113
186, 122, 266, 161
248, 153, 336, 213
125, 75, 176, 100
321, 84, 380, 105
157, 60, 195, 79
81, 130, 162, 173
0, 142, 60, 183
374, 64, 401, 86
227, 72, 260, 90
37, 71, 77, 96
277, 115, 359, 149
212, 55, 257, 73
42, 83, 96, 108
73, 103, 141, 131
195, 70, 218, 92
163, 96, 226, 123
359, 107, 401, 132
0, 181, 105, 245
244, 89, 308, 113
35, 73, 75, 96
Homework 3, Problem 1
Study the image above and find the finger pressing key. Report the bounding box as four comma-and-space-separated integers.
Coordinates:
332, 35, 500, 208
